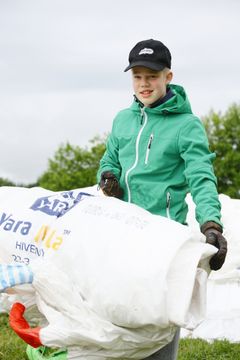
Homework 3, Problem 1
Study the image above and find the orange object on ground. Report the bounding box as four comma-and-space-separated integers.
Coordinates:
9, 302, 42, 348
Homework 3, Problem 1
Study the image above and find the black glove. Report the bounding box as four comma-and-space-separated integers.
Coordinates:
99, 171, 123, 199
201, 221, 227, 271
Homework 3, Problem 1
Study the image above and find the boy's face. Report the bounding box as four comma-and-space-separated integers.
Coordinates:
131, 67, 173, 107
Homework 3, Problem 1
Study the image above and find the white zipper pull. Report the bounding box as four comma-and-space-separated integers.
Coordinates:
141, 106, 145, 116
166, 192, 171, 219
145, 133, 154, 165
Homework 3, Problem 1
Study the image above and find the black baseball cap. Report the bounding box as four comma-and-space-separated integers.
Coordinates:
124, 39, 171, 72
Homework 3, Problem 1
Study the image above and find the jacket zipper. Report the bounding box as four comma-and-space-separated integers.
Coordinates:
125, 107, 148, 203
145, 133, 154, 165
166, 192, 171, 219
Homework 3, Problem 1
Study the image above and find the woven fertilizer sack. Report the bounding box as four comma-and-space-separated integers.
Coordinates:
0, 186, 216, 359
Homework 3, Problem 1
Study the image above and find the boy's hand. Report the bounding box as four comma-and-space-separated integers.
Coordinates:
201, 221, 227, 271
100, 171, 123, 199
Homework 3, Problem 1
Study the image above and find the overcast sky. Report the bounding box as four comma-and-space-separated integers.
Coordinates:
0, 0, 239, 184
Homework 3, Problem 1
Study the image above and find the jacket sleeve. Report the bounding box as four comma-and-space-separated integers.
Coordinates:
178, 117, 222, 227
97, 118, 122, 183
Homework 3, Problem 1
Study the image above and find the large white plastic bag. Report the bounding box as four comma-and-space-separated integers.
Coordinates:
27, 195, 214, 359
33, 195, 210, 325
0, 186, 215, 359
182, 194, 240, 342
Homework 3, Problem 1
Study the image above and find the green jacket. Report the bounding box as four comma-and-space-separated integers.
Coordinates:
97, 84, 222, 227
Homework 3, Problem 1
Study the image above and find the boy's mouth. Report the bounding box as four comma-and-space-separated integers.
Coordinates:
140, 90, 153, 97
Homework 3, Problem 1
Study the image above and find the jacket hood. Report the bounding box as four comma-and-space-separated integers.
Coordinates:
131, 84, 193, 115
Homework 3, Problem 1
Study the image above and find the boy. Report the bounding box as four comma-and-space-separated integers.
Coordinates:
97, 39, 227, 359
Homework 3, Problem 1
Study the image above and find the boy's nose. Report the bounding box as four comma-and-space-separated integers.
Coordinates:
141, 79, 150, 87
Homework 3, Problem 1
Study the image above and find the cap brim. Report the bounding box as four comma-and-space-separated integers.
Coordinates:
124, 61, 166, 72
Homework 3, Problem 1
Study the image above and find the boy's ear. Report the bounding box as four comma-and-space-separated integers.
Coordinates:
166, 71, 173, 84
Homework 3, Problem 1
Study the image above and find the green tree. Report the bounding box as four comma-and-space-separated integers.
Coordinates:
38, 136, 106, 191
203, 103, 240, 198
0, 177, 37, 188
0, 177, 15, 186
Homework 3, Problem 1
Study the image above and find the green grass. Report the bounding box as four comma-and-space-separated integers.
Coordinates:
0, 313, 28, 360
1, 313, 240, 359
178, 338, 240, 360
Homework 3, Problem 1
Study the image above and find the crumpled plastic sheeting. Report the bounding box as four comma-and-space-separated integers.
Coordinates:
0, 186, 215, 358
182, 194, 240, 342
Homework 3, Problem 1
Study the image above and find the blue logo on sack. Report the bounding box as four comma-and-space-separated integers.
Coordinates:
30, 191, 92, 217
